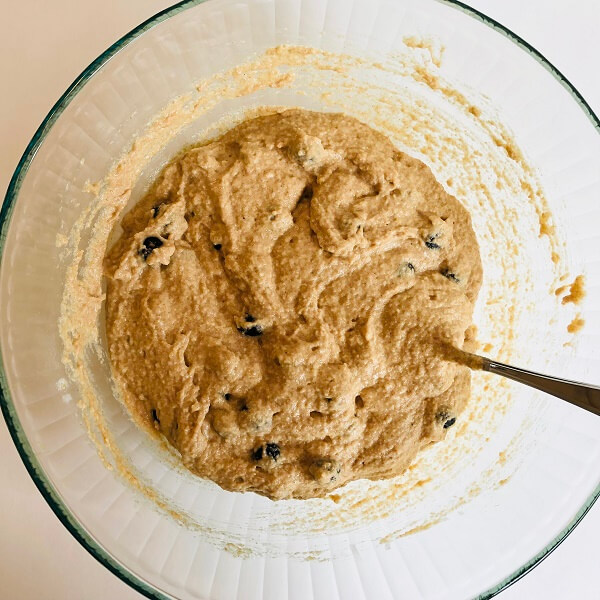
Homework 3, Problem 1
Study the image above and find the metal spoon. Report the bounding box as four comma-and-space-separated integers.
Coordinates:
459, 351, 600, 417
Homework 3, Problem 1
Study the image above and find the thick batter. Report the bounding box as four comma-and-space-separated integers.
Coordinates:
104, 109, 482, 500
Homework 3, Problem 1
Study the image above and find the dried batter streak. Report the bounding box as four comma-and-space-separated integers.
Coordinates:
105, 109, 482, 499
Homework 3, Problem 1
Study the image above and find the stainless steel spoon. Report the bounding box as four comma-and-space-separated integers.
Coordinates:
461, 351, 600, 417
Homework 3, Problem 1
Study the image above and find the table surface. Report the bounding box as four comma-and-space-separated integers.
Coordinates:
1, 1, 598, 598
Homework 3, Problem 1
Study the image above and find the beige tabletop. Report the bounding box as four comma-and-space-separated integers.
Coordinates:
1, 1, 599, 598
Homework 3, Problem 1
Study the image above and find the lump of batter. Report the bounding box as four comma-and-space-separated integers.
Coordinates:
104, 109, 482, 500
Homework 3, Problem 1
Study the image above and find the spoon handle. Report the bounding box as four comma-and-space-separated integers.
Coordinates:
480, 356, 600, 417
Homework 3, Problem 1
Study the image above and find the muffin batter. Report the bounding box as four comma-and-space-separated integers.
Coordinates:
105, 109, 482, 500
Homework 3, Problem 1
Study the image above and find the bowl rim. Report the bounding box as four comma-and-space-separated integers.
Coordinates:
1, 1, 599, 598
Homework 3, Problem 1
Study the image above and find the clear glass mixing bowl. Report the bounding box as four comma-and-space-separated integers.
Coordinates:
1, 1, 599, 599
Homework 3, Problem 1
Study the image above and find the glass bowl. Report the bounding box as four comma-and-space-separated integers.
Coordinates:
1, 1, 599, 599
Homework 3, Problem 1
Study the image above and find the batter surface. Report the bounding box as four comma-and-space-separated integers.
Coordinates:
105, 109, 482, 500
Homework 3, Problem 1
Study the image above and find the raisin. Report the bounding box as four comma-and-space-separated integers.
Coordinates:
224, 393, 231, 401
425, 233, 441, 250
151, 409, 160, 424
436, 409, 456, 429
441, 269, 460, 283
251, 446, 263, 460
213, 243, 222, 251
139, 236, 163, 260
237, 324, 263, 337
144, 236, 163, 249
265, 442, 280, 460
237, 314, 262, 336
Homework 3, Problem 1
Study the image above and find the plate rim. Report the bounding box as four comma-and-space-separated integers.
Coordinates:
0, 1, 598, 599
